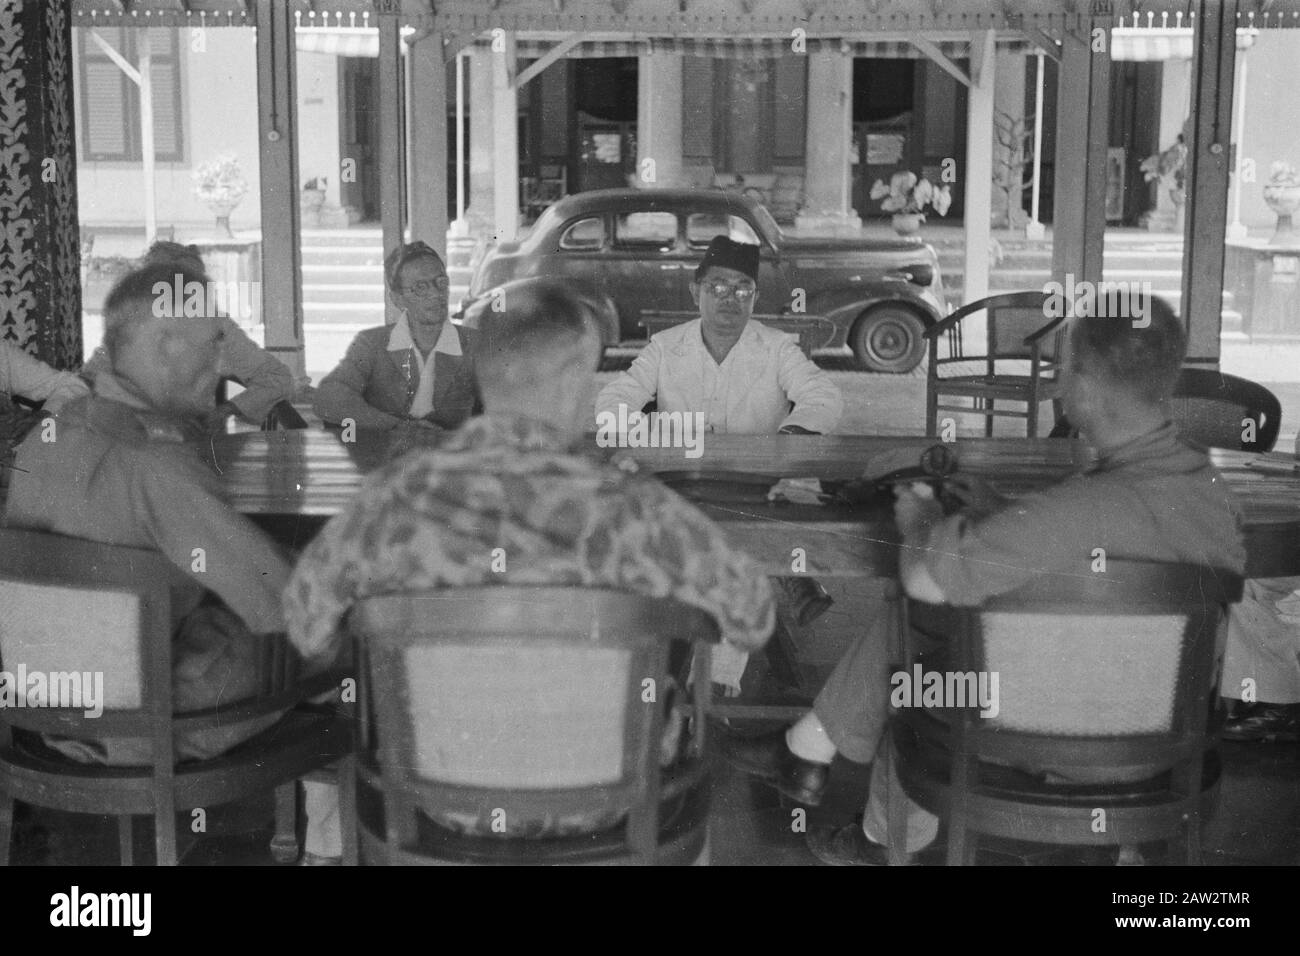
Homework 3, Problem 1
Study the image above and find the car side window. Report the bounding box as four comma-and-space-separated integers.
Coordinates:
612, 211, 678, 253
559, 217, 605, 251
686, 213, 761, 249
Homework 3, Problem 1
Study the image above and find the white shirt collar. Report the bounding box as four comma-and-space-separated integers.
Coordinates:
387, 312, 462, 357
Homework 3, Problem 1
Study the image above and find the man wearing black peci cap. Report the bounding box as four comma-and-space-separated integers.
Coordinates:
596, 235, 844, 691
596, 235, 842, 436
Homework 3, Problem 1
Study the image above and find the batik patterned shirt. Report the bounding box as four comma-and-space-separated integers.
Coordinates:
284, 413, 776, 663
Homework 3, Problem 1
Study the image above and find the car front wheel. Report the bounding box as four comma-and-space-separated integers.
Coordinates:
850, 306, 926, 373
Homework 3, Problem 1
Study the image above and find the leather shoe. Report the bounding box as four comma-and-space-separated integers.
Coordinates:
723, 729, 829, 806
1222, 702, 1300, 743
806, 824, 891, 866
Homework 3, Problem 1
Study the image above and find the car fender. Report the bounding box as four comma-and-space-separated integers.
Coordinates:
802, 284, 943, 348
458, 277, 621, 348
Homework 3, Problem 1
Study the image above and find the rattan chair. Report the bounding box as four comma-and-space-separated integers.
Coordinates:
887, 560, 1243, 865
0, 529, 351, 865
343, 586, 718, 865
1049, 369, 1282, 452
925, 291, 1064, 438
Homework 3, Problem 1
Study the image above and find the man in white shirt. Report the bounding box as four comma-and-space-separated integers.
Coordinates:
595, 236, 843, 436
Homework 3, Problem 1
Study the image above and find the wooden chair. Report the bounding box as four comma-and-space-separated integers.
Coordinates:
1168, 369, 1282, 452
925, 291, 1064, 438
0, 529, 352, 865
344, 586, 717, 865
1049, 369, 1282, 452
887, 560, 1243, 866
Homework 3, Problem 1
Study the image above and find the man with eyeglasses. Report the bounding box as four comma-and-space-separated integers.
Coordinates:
596, 236, 843, 692
313, 241, 480, 433
595, 235, 842, 436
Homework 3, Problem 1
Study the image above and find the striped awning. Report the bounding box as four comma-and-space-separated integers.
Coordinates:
295, 27, 412, 57
1110, 27, 1262, 60
294, 29, 1022, 60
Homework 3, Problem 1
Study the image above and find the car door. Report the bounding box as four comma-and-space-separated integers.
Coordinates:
607, 208, 695, 341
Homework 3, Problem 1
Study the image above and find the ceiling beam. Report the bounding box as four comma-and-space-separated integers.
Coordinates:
512, 32, 582, 88
1025, 28, 1061, 62
908, 33, 971, 88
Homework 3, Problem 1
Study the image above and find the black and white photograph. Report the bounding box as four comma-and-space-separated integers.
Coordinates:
0, 0, 1296, 915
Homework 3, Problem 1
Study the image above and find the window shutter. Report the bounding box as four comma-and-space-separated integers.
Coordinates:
146, 29, 183, 161
80, 28, 131, 161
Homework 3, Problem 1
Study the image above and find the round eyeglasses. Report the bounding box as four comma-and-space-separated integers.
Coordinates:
402, 276, 450, 296
704, 282, 756, 302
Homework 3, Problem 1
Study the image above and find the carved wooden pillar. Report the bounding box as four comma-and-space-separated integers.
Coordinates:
0, 0, 82, 369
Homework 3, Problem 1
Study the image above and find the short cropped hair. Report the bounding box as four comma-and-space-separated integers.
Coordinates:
1068, 295, 1185, 404
141, 240, 208, 279
384, 241, 446, 293
101, 262, 211, 362
472, 278, 600, 391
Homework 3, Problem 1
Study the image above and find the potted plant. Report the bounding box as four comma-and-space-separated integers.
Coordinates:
1262, 160, 1300, 244
192, 154, 250, 238
869, 171, 952, 236
1140, 136, 1187, 232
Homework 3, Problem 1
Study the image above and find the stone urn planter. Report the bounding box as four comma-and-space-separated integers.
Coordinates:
1263, 161, 1300, 244
891, 213, 925, 236
871, 171, 951, 237
192, 154, 249, 240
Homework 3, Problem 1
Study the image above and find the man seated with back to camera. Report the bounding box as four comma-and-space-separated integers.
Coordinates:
285, 277, 776, 842
729, 297, 1247, 865
595, 235, 845, 692
4, 263, 340, 862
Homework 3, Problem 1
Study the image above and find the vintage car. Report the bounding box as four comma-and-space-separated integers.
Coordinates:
460, 188, 947, 373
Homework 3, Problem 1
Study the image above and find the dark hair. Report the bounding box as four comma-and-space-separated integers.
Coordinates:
384, 241, 446, 292
1068, 295, 1185, 404
472, 278, 600, 386
141, 240, 208, 279
102, 262, 214, 360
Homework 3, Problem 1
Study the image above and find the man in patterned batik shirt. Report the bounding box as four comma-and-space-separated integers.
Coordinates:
285, 277, 775, 845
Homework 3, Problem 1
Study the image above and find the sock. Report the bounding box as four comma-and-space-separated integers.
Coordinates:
303, 781, 342, 860
785, 712, 837, 764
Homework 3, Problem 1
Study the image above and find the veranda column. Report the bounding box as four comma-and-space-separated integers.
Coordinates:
491, 32, 520, 242
254, 0, 305, 378
408, 33, 450, 259
795, 50, 860, 234
963, 31, 996, 306
636, 52, 685, 188
0, 0, 82, 369
1050, 26, 1111, 293
466, 48, 496, 236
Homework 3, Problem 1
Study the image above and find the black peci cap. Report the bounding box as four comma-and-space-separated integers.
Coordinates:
694, 235, 760, 283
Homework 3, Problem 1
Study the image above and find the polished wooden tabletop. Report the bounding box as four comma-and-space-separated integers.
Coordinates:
203, 430, 1300, 577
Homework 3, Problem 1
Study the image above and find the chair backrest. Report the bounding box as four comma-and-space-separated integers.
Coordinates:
907, 560, 1242, 776
928, 291, 1064, 371
349, 586, 719, 863
1169, 368, 1281, 452
0, 529, 176, 748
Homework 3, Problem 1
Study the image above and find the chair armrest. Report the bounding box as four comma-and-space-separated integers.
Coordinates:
925, 290, 1052, 340
1023, 310, 1067, 347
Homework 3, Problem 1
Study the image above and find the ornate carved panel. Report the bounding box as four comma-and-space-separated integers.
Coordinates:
0, 0, 82, 369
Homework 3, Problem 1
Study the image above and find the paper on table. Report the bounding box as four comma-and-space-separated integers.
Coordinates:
767, 477, 824, 505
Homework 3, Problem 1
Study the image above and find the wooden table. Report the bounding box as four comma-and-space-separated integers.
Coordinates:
203, 431, 1300, 578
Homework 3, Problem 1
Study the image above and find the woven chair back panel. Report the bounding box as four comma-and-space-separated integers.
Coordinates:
980, 612, 1185, 736
0, 581, 142, 711
403, 643, 630, 788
